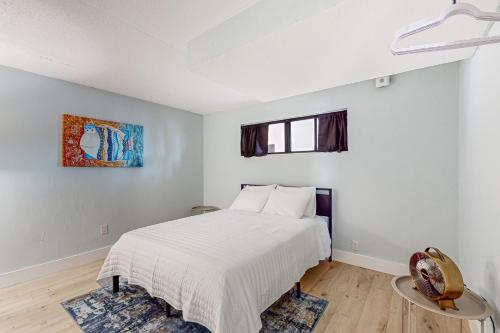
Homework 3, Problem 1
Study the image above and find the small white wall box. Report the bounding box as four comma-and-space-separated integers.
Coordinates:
375, 76, 391, 88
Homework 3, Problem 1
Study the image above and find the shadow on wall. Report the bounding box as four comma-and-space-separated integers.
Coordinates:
483, 260, 499, 326
150, 116, 188, 179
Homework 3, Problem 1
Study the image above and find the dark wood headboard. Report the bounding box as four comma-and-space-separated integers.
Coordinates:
241, 184, 333, 262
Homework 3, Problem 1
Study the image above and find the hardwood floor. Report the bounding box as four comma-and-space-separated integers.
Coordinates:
304, 262, 469, 333
0, 260, 469, 333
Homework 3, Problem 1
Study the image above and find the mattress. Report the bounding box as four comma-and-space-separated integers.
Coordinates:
98, 209, 331, 333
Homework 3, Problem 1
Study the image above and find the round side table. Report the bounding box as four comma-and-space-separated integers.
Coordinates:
391, 276, 492, 333
191, 205, 220, 215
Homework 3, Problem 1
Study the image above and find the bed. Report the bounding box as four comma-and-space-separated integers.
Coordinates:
97, 185, 333, 333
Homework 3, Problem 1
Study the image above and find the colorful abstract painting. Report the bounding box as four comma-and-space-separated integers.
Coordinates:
61, 114, 143, 167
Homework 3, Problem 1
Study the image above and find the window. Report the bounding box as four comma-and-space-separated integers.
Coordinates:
290, 118, 315, 152
268, 123, 285, 153
240, 110, 347, 157
266, 118, 317, 154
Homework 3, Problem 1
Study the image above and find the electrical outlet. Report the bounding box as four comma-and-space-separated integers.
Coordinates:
351, 240, 359, 251
100, 224, 109, 236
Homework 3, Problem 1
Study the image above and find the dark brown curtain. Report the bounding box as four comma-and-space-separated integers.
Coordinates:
240, 123, 269, 157
317, 110, 348, 152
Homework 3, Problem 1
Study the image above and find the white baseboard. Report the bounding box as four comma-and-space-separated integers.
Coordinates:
0, 245, 112, 289
333, 249, 408, 276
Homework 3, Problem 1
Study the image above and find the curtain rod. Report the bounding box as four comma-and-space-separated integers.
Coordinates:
240, 108, 347, 127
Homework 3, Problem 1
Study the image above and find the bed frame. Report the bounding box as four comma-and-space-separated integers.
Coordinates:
112, 184, 333, 315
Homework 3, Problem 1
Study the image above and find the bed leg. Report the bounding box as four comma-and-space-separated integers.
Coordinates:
166, 303, 171, 317
295, 282, 301, 298
112, 275, 119, 293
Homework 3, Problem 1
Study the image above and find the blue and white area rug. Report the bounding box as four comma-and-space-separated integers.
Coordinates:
62, 281, 328, 333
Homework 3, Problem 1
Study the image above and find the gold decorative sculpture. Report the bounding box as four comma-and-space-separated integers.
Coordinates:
409, 247, 464, 310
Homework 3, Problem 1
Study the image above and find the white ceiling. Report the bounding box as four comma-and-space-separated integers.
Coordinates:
0, 0, 495, 114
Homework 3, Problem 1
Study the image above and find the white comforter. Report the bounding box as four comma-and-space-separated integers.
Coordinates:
98, 209, 331, 333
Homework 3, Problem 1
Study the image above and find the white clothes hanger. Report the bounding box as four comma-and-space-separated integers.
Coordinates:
391, 1, 500, 55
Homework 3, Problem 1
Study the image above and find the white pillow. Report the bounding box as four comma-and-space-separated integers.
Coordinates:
262, 189, 311, 219
230, 189, 271, 212
276, 186, 316, 217
243, 184, 276, 191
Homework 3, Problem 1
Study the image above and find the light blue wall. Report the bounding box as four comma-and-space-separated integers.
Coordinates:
204, 63, 459, 264
0, 65, 203, 273
459, 28, 500, 328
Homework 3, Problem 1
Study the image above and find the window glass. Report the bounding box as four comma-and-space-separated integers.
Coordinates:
291, 119, 315, 152
268, 123, 285, 153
